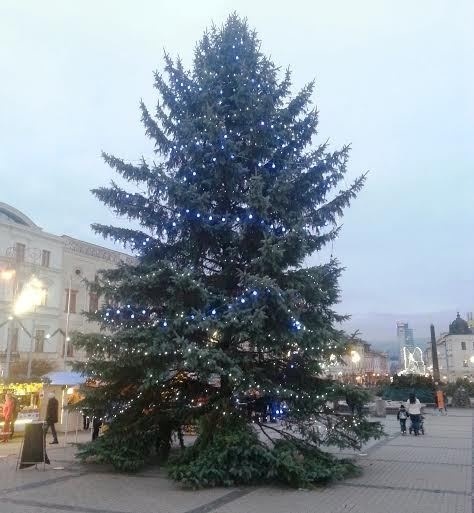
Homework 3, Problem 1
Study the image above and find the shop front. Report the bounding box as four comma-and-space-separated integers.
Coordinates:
0, 382, 42, 433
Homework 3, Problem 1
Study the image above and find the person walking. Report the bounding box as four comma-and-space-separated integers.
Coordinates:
435, 390, 446, 415
9, 394, 18, 439
44, 392, 59, 444
406, 393, 422, 436
1, 393, 14, 443
92, 415, 102, 441
397, 404, 408, 435
82, 410, 90, 430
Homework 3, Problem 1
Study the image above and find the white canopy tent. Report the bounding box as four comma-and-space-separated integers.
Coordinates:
41, 371, 87, 443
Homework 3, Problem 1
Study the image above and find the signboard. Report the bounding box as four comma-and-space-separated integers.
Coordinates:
18, 422, 50, 469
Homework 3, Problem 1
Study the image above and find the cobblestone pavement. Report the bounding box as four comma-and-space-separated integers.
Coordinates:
0, 409, 471, 513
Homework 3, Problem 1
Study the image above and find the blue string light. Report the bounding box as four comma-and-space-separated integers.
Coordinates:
100, 287, 307, 333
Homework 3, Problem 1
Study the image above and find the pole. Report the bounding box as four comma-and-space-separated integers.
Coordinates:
64, 275, 72, 367
444, 335, 450, 379
27, 314, 36, 379
4, 317, 13, 380
75, 412, 79, 444
4, 268, 18, 381
64, 407, 69, 447
430, 324, 440, 382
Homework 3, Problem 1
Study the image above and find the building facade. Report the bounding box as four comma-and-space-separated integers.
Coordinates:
397, 321, 414, 366
0, 202, 134, 377
425, 314, 474, 382
329, 339, 390, 385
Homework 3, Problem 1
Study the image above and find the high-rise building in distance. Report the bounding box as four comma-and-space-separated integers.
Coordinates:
397, 321, 414, 365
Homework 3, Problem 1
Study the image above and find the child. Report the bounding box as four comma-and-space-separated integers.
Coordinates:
397, 404, 408, 435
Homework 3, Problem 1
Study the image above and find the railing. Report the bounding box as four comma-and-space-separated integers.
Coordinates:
5, 246, 43, 266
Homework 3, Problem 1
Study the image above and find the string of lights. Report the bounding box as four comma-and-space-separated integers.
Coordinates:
100, 286, 304, 332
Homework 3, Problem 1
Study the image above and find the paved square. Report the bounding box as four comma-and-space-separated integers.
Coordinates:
0, 409, 471, 513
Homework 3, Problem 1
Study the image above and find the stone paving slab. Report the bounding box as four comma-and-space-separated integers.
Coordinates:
387, 435, 471, 449
369, 444, 472, 465
212, 486, 470, 513
0, 502, 71, 513
2, 471, 238, 513
344, 459, 471, 494
0, 409, 471, 513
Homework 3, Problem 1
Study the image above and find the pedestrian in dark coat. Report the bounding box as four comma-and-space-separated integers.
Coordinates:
92, 416, 102, 441
44, 392, 59, 444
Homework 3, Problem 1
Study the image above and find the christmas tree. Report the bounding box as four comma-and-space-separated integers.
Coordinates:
74, 14, 382, 486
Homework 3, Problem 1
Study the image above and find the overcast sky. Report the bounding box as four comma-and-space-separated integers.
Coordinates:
1, 1, 473, 341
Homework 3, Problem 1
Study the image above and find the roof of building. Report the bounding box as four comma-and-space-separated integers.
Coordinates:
41, 371, 86, 385
0, 202, 40, 229
0, 202, 135, 264
449, 313, 472, 335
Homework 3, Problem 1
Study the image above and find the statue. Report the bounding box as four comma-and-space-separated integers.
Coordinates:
401, 346, 426, 375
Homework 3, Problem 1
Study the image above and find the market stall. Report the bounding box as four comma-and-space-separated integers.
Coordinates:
40, 371, 86, 434
0, 382, 42, 433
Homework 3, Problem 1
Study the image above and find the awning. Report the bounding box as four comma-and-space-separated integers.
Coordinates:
41, 371, 86, 386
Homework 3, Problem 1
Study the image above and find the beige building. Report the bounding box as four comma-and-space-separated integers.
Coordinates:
426, 314, 474, 382
0, 202, 134, 377
329, 339, 390, 385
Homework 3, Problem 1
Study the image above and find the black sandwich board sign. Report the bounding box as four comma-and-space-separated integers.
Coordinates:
17, 422, 50, 470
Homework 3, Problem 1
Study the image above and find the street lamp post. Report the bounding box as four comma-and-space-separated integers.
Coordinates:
26, 310, 37, 379
1, 272, 45, 380
15, 277, 45, 379
351, 350, 361, 384
4, 314, 14, 380
1, 268, 17, 380
63, 275, 72, 366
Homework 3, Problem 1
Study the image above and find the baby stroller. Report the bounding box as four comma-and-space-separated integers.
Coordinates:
409, 414, 425, 435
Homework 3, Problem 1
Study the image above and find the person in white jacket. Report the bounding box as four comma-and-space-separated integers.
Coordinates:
406, 393, 422, 435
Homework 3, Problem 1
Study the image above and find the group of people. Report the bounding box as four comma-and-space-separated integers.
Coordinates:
2, 391, 59, 444
397, 393, 423, 436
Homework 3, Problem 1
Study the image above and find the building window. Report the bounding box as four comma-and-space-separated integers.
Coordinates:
8, 327, 19, 352
66, 337, 74, 357
41, 288, 48, 306
65, 289, 78, 313
461, 342, 467, 350
35, 330, 45, 352
15, 243, 25, 263
89, 292, 99, 313
463, 359, 469, 367
41, 250, 50, 268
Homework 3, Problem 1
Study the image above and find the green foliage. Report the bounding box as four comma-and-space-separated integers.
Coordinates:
76, 413, 180, 472
169, 417, 358, 488
382, 375, 435, 403
270, 440, 359, 488
73, 14, 378, 486
77, 426, 155, 472
452, 387, 471, 408
169, 420, 272, 487
445, 378, 474, 397
391, 375, 434, 388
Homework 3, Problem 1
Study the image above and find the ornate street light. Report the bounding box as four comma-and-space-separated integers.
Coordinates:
14, 276, 45, 315
351, 350, 361, 363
